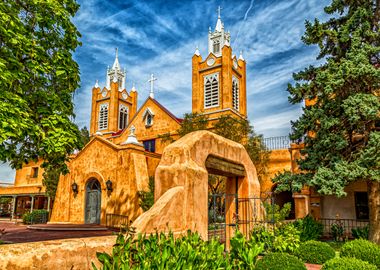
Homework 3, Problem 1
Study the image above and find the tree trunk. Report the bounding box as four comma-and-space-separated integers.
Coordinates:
368, 181, 380, 244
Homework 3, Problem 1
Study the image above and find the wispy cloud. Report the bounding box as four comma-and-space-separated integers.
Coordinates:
0, 0, 332, 180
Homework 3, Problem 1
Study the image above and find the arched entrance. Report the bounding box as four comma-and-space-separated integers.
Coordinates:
272, 185, 295, 220
85, 179, 101, 224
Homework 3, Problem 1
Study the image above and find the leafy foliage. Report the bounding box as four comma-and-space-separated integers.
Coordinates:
264, 202, 291, 223
250, 222, 301, 254
293, 215, 323, 241
352, 225, 369, 240
272, 0, 380, 242
340, 239, 380, 268
0, 0, 83, 197
322, 257, 377, 270
294, 240, 336, 264
137, 176, 155, 211
93, 229, 265, 269
255, 252, 306, 270
331, 222, 345, 241
177, 112, 208, 137
22, 209, 49, 225
80, 126, 90, 146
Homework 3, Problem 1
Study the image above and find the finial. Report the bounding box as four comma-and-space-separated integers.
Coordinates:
130, 125, 136, 136
148, 74, 157, 99
209, 26, 211, 33
224, 39, 230, 47
217, 6, 222, 18
239, 50, 245, 61
94, 80, 99, 88
112, 48, 120, 70
215, 6, 223, 32
194, 46, 200, 56
115, 47, 118, 59
131, 82, 136, 92
121, 125, 144, 146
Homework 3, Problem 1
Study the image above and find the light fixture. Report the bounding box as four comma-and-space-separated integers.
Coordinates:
106, 179, 113, 192
71, 182, 78, 195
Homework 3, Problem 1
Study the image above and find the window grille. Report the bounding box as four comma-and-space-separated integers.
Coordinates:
232, 76, 239, 111
118, 105, 128, 130
98, 103, 109, 130
204, 73, 219, 108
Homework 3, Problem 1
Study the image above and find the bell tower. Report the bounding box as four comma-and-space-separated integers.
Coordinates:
192, 7, 247, 123
90, 49, 138, 138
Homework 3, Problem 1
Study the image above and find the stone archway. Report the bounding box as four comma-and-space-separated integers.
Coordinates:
132, 130, 262, 240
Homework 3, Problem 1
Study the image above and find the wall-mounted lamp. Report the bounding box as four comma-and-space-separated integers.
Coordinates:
71, 182, 78, 195
106, 179, 113, 192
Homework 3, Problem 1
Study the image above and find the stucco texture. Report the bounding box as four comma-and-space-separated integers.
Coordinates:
132, 130, 262, 240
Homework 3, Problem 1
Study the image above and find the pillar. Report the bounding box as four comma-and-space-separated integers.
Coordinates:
30, 195, 35, 212
11, 195, 17, 220
47, 196, 51, 212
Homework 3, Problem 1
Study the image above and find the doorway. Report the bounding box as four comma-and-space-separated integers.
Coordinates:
85, 179, 101, 224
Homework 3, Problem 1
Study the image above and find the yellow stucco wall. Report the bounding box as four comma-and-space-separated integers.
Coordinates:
50, 137, 149, 225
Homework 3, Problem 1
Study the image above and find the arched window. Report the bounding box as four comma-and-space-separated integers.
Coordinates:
98, 103, 109, 130
232, 76, 239, 111
213, 40, 220, 54
118, 105, 128, 130
204, 73, 219, 108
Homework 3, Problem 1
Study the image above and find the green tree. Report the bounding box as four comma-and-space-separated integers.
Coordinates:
138, 176, 155, 211
177, 112, 208, 137
80, 126, 90, 146
0, 1, 83, 196
273, 0, 380, 243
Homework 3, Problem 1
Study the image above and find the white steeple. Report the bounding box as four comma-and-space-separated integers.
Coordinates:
208, 6, 230, 57
194, 46, 200, 56
106, 48, 126, 90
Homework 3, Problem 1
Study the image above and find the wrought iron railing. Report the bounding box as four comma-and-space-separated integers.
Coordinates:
106, 213, 129, 230
263, 136, 291, 150
319, 218, 369, 238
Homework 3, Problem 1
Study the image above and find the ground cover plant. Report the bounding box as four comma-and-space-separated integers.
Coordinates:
322, 257, 377, 270
255, 252, 306, 270
340, 239, 380, 268
294, 240, 335, 264
22, 209, 49, 225
352, 225, 369, 240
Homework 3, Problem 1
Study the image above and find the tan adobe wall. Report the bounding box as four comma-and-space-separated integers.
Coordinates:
50, 137, 149, 225
14, 160, 44, 187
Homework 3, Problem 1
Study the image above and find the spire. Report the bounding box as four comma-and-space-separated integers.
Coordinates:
131, 82, 136, 92
112, 48, 120, 70
215, 6, 223, 32
194, 46, 200, 56
239, 51, 245, 61
148, 74, 157, 99
94, 80, 99, 88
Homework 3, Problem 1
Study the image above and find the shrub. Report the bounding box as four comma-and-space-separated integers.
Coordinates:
250, 222, 301, 253
22, 209, 49, 224
340, 239, 380, 268
351, 225, 369, 240
322, 257, 377, 270
294, 240, 335, 264
264, 202, 292, 223
230, 230, 264, 269
255, 252, 306, 270
294, 215, 323, 241
330, 222, 344, 241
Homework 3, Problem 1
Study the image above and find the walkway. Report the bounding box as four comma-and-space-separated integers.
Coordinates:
0, 221, 115, 244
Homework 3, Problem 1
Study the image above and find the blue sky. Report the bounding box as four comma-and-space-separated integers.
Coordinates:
0, 0, 331, 182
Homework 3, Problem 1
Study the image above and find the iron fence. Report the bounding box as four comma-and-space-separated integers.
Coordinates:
208, 193, 275, 244
263, 136, 291, 150
106, 213, 129, 229
319, 218, 369, 238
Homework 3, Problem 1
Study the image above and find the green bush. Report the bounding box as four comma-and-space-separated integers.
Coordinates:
250, 222, 301, 253
293, 215, 323, 241
322, 257, 377, 270
351, 225, 369, 240
331, 222, 344, 241
255, 252, 306, 270
264, 202, 292, 223
294, 240, 335, 264
93, 229, 265, 269
340, 239, 380, 268
22, 209, 49, 224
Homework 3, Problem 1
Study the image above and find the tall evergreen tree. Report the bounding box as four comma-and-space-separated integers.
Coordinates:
274, 0, 380, 243
0, 1, 83, 196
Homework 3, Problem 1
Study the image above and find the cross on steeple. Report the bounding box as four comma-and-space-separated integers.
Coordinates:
148, 74, 157, 99
217, 6, 222, 18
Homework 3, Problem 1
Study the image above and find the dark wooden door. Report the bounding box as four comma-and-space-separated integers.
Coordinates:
85, 179, 101, 224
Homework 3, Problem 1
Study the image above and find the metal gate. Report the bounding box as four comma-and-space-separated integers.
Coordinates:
208, 193, 274, 244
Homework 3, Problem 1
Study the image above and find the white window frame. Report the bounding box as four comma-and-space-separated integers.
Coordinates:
232, 76, 239, 111
143, 108, 154, 127
204, 72, 220, 109
118, 104, 129, 130
98, 103, 109, 130
213, 40, 220, 55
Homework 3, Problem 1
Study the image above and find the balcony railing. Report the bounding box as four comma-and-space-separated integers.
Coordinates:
263, 136, 291, 150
